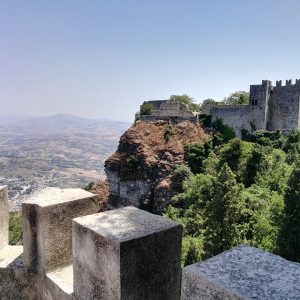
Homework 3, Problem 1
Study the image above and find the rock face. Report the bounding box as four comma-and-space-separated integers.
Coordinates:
105, 121, 207, 213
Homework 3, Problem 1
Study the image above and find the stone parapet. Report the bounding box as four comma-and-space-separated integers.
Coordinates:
72, 206, 183, 300
181, 245, 300, 300
22, 187, 101, 274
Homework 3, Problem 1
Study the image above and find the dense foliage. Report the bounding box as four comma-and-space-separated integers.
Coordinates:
165, 126, 300, 266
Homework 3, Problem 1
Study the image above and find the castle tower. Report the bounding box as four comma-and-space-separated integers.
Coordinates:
267, 79, 300, 132
248, 80, 272, 130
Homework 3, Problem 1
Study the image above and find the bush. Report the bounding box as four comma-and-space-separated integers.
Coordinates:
83, 182, 94, 191
9, 212, 22, 245
184, 139, 213, 174
164, 124, 174, 141
140, 103, 154, 116
125, 155, 139, 168
171, 165, 192, 192
211, 118, 236, 142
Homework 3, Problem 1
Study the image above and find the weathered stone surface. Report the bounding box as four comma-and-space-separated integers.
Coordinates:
0, 186, 9, 248
0, 245, 36, 300
22, 187, 101, 274
181, 244, 300, 300
73, 206, 183, 300
42, 265, 74, 300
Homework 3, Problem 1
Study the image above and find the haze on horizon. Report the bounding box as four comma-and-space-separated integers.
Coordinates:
1, 0, 300, 122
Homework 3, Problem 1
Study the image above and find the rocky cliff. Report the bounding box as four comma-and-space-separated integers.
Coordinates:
105, 120, 207, 213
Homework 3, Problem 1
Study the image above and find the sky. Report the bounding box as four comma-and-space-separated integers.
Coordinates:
1, 0, 300, 122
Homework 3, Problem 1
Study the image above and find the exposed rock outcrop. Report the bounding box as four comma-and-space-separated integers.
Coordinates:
105, 121, 208, 213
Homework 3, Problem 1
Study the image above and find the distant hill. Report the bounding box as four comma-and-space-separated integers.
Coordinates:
0, 114, 131, 210
0, 114, 130, 134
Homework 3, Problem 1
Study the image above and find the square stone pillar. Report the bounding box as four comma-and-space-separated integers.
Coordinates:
0, 186, 9, 248
73, 206, 183, 300
22, 187, 101, 274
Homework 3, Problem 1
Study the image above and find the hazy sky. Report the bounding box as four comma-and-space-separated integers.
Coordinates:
1, 0, 300, 122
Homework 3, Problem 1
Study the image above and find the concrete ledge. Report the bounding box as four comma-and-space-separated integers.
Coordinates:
43, 265, 74, 300
181, 244, 300, 300
0, 245, 23, 269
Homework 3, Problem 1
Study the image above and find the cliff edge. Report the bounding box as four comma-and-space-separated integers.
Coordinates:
105, 120, 207, 213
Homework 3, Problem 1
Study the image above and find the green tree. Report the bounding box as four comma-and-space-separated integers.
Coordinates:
171, 164, 193, 192
184, 139, 213, 174
223, 91, 249, 105
169, 94, 200, 111
279, 161, 300, 262
211, 118, 236, 142
203, 164, 247, 258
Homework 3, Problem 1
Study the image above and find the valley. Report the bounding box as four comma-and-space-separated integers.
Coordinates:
0, 114, 130, 210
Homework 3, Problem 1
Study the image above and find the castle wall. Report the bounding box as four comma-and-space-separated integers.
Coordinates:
141, 100, 168, 111
210, 105, 252, 135
267, 81, 300, 132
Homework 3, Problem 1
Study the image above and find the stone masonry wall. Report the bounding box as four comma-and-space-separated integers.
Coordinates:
210, 105, 252, 136
268, 80, 300, 132
209, 79, 300, 135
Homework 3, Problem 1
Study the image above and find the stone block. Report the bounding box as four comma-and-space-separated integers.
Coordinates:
0, 186, 9, 248
22, 187, 100, 274
73, 206, 182, 300
181, 244, 300, 300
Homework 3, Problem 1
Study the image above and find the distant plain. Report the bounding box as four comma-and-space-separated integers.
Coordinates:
0, 114, 130, 210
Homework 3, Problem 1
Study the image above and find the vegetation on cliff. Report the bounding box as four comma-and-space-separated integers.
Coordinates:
165, 127, 300, 266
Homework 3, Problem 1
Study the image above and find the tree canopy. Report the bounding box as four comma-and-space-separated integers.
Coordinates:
169, 94, 201, 111
222, 91, 249, 105
164, 126, 300, 266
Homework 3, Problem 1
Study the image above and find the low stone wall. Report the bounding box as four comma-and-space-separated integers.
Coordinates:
1, 185, 300, 299
0, 186, 183, 300
141, 115, 198, 124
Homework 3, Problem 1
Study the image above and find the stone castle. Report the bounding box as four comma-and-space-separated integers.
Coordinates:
1, 185, 300, 299
141, 79, 300, 135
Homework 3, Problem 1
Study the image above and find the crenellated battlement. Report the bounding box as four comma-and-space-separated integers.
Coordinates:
1, 185, 300, 299
275, 79, 300, 87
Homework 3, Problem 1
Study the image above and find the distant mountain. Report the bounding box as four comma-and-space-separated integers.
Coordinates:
0, 115, 33, 125
0, 114, 131, 134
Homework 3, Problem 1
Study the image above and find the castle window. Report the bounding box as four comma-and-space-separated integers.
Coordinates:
251, 99, 258, 106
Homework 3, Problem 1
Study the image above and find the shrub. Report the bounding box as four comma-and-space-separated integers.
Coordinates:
140, 103, 154, 116
164, 124, 174, 141
184, 139, 213, 174
211, 118, 236, 142
9, 212, 22, 245
171, 165, 192, 192
83, 182, 94, 191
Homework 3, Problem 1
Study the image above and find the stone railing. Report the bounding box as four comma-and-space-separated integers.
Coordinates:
1, 185, 300, 299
